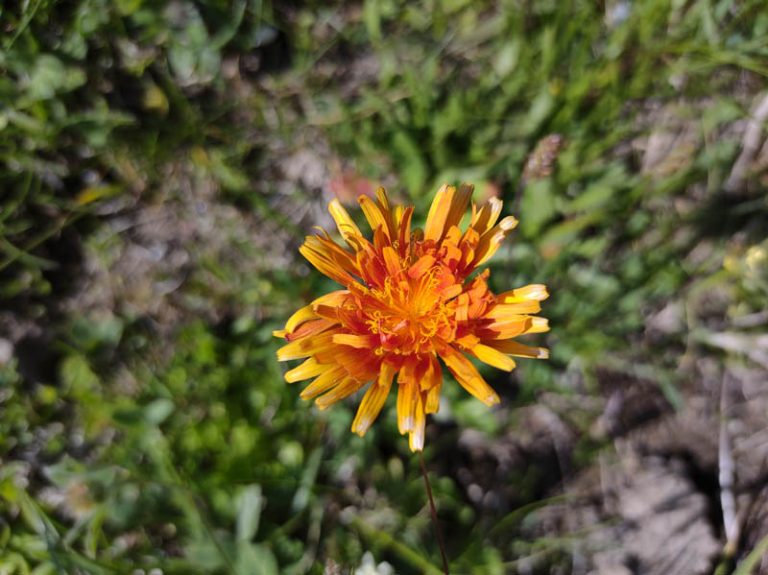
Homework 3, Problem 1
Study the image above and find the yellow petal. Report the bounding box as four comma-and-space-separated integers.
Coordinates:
419, 354, 442, 391
487, 301, 542, 318
486, 340, 549, 359
328, 199, 363, 245
375, 187, 391, 208
482, 317, 533, 339
422, 355, 443, 414
527, 317, 550, 333
470, 343, 517, 372
284, 290, 349, 337
315, 377, 365, 410
455, 334, 480, 349
351, 362, 396, 436
472, 215, 519, 268
424, 184, 473, 243
397, 363, 419, 433
425, 382, 442, 414
277, 331, 336, 361
469, 196, 503, 234
300, 365, 347, 400
424, 184, 454, 242
285, 357, 327, 383
408, 394, 426, 452
300, 243, 354, 286
284, 304, 317, 334
498, 284, 549, 303
445, 183, 474, 234
439, 346, 500, 406
359, 195, 390, 237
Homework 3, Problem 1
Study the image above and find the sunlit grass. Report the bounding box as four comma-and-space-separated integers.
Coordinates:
1, 1, 767, 573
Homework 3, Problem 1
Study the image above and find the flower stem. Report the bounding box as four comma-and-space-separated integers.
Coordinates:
419, 452, 450, 575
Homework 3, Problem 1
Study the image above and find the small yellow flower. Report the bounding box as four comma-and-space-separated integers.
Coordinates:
275, 184, 549, 451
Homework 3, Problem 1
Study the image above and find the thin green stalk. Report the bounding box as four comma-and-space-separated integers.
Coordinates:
419, 452, 449, 575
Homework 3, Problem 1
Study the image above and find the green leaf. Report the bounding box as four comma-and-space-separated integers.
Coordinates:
392, 130, 428, 194
733, 532, 768, 575
493, 40, 520, 78
235, 485, 263, 542
60, 355, 99, 394
363, 0, 382, 43
69, 315, 124, 352
566, 182, 616, 212
143, 398, 175, 425
520, 179, 557, 237
235, 542, 278, 575
25, 55, 86, 101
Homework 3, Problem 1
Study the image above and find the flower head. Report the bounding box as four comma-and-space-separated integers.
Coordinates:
275, 184, 549, 451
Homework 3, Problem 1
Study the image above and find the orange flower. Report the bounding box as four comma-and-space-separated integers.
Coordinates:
275, 184, 549, 451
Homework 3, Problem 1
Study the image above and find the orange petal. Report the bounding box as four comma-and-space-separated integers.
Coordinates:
397, 206, 414, 256
440, 284, 463, 301
455, 293, 470, 322
439, 346, 500, 406
351, 361, 396, 436
287, 318, 337, 341
407, 254, 436, 279
372, 225, 390, 253
381, 246, 402, 277
455, 334, 480, 349
443, 225, 462, 247
424, 184, 473, 243
332, 333, 378, 349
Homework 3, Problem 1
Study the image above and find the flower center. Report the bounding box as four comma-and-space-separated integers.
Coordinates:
366, 267, 455, 356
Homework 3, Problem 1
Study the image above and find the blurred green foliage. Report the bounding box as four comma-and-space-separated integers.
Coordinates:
1, 0, 768, 573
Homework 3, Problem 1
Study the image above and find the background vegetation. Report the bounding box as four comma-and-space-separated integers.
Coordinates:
1, 1, 768, 573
